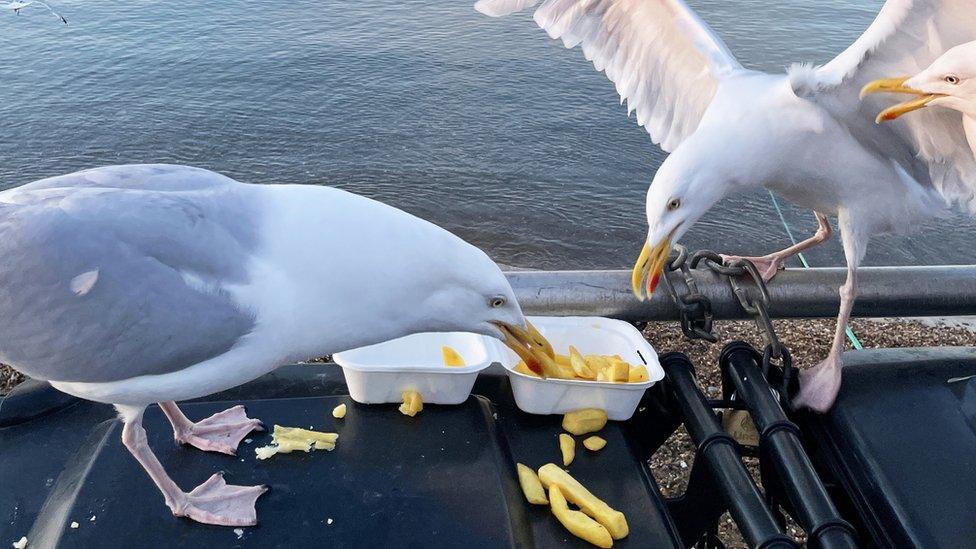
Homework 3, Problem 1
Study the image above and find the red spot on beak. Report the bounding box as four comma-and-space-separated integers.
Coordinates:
648, 272, 661, 295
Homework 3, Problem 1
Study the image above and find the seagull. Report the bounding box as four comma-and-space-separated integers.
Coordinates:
862, 40, 976, 158
0, 164, 552, 526
476, 0, 976, 411
4, 0, 67, 24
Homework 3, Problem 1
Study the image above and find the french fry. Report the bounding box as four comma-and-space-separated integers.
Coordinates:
584, 355, 610, 373
548, 484, 614, 548
332, 403, 347, 419
568, 346, 596, 379
610, 360, 629, 383
513, 360, 541, 377
583, 436, 607, 452
274, 425, 339, 445
534, 351, 575, 379
562, 409, 608, 435
399, 391, 423, 417
442, 346, 465, 367
559, 433, 576, 466
538, 463, 629, 540
516, 463, 549, 505
555, 354, 572, 367
627, 365, 649, 383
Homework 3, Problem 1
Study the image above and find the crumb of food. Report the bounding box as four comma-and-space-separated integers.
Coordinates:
332, 403, 347, 419
89, 515, 96, 522
69, 521, 79, 529
327, 518, 334, 525
12, 537, 27, 549
255, 425, 339, 460
233, 528, 244, 539
398, 391, 423, 417
582, 436, 607, 452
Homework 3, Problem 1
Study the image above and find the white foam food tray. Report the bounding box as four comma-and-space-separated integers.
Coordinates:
491, 316, 664, 420
333, 331, 494, 405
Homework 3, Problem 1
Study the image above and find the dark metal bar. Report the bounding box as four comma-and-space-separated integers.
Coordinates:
661, 352, 796, 549
505, 265, 976, 321
719, 342, 859, 549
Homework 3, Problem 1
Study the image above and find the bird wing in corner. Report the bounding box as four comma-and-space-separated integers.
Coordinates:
796, 0, 976, 213
474, 0, 743, 152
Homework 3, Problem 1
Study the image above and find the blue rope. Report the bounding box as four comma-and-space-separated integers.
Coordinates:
767, 191, 863, 350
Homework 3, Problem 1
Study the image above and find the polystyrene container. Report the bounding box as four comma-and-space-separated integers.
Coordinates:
491, 316, 665, 420
333, 331, 495, 405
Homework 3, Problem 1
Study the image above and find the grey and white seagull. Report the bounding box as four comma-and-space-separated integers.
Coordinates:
477, 0, 976, 412
0, 164, 551, 526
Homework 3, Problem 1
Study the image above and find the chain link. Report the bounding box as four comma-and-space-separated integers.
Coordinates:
661, 246, 797, 403
662, 245, 717, 342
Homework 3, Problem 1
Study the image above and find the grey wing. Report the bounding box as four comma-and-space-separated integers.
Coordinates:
0, 168, 260, 383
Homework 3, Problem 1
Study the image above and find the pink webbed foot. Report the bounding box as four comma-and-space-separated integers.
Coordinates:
793, 353, 843, 413
170, 473, 267, 527
721, 254, 783, 282
173, 405, 263, 455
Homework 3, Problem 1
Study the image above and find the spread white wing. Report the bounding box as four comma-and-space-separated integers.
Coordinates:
476, 0, 743, 152
797, 0, 976, 212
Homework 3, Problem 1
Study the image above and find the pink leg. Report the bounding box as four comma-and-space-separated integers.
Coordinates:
793, 265, 857, 412
120, 406, 267, 526
723, 212, 832, 281
159, 402, 263, 455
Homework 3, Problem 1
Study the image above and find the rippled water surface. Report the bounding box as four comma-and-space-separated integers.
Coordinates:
2, 0, 974, 269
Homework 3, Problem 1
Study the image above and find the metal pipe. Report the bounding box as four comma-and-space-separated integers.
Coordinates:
719, 342, 859, 549
662, 353, 796, 548
505, 265, 976, 320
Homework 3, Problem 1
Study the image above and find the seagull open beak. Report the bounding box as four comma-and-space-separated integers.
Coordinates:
860, 77, 944, 123
494, 319, 556, 377
631, 233, 672, 301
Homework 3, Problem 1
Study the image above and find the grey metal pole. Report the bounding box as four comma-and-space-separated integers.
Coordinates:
504, 266, 976, 320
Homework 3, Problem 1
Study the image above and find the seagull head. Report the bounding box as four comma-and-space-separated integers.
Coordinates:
631, 146, 726, 300
861, 41, 976, 122
395, 228, 554, 375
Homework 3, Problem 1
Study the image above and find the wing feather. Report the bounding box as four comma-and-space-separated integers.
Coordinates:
800, 0, 976, 212
476, 0, 742, 152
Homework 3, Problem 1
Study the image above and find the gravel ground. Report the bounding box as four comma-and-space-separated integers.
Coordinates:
1, 317, 973, 546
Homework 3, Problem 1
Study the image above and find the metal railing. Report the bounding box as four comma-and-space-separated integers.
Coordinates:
505, 264, 976, 321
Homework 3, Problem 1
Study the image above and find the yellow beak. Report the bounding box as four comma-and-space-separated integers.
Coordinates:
495, 319, 556, 377
630, 236, 672, 301
860, 76, 943, 123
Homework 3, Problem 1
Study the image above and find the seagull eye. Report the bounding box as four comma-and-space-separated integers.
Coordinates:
945, 75, 960, 85
667, 198, 681, 211
489, 296, 507, 308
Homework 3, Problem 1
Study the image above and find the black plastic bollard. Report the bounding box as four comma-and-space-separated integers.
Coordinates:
660, 352, 797, 549
720, 342, 859, 549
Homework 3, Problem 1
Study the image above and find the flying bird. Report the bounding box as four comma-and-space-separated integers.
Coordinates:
862, 40, 976, 158
0, 164, 552, 526
476, 0, 976, 411
4, 0, 67, 24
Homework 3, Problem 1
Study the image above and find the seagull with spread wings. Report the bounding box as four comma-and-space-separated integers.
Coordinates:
477, 0, 976, 411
